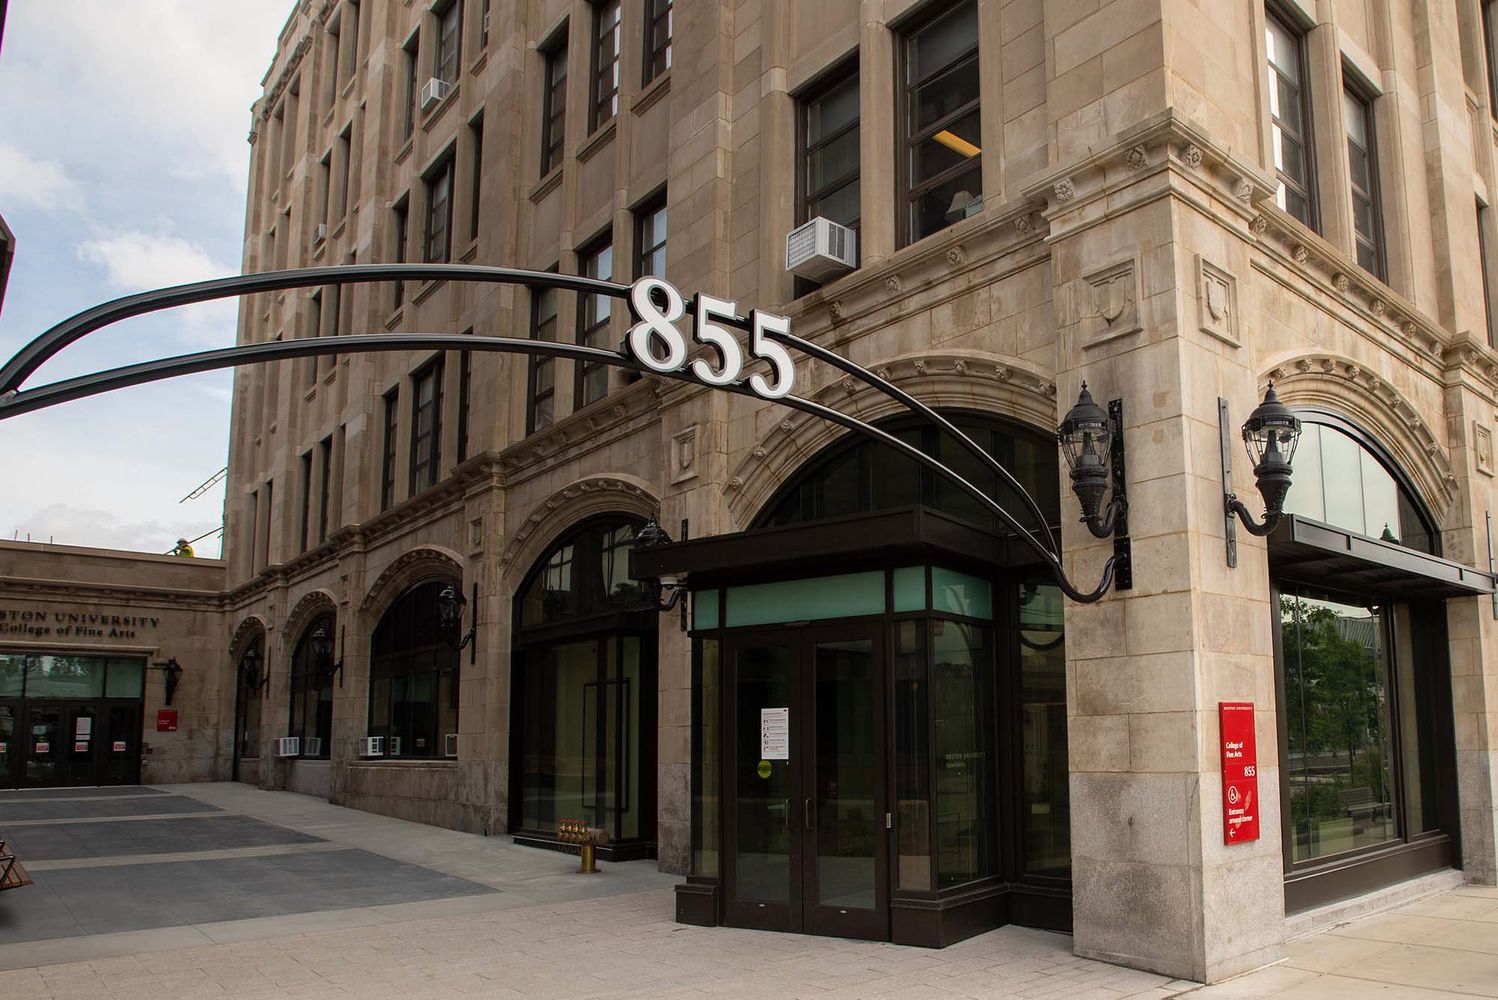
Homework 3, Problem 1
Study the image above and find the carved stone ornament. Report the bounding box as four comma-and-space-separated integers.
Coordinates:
1126, 145, 1148, 170
1053, 178, 1076, 202
1014, 214, 1035, 235
995, 365, 1013, 381
885, 275, 901, 295
913, 359, 928, 375
725, 476, 743, 492
945, 245, 967, 266
751, 446, 767, 461
778, 419, 794, 434
1250, 215, 1269, 235
1081, 258, 1143, 348
1235, 179, 1254, 202
952, 359, 968, 375
840, 377, 857, 395
671, 426, 699, 484
828, 300, 846, 322
1196, 255, 1240, 348
873, 366, 892, 381
1369, 299, 1386, 318
1181, 144, 1204, 168
1291, 244, 1310, 265
1332, 273, 1351, 293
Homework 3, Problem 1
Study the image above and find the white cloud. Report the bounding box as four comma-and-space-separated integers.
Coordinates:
76, 231, 238, 346
0, 143, 84, 212
77, 231, 231, 291
12, 503, 221, 559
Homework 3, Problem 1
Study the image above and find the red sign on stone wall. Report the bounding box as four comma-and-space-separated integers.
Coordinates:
156, 709, 178, 733
1219, 701, 1259, 843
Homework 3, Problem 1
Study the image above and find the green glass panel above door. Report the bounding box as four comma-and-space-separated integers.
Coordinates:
723, 571, 885, 628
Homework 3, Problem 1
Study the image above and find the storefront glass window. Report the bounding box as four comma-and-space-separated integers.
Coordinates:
289, 613, 335, 757
932, 619, 995, 887
1020, 581, 1069, 876
23, 655, 105, 698
756, 414, 1058, 539
1283, 421, 1435, 552
514, 516, 656, 848
1281, 591, 1399, 863
368, 580, 460, 758
104, 658, 144, 699
691, 638, 720, 877
0, 654, 24, 696
894, 620, 932, 891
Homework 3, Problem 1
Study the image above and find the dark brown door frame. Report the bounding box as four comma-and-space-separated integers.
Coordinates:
720, 620, 890, 940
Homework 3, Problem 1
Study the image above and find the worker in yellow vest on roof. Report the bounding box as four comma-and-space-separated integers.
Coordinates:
171, 538, 194, 558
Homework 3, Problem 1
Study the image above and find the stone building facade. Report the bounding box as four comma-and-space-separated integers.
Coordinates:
201, 0, 1498, 983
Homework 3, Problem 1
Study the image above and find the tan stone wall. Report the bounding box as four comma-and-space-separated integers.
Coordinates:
0, 541, 228, 783
217, 0, 1498, 983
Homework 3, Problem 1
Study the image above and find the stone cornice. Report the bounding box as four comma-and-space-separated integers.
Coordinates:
496, 378, 659, 486
1021, 109, 1278, 236
0, 577, 225, 611
224, 454, 507, 604
261, 33, 314, 116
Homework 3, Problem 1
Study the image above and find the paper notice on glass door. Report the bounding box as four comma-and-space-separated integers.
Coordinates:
760, 707, 789, 760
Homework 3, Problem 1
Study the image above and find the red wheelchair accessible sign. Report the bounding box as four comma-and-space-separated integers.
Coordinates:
1219, 701, 1260, 844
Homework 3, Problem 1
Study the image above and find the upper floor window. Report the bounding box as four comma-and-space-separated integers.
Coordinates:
336, 123, 353, 220
644, 0, 672, 85
317, 434, 334, 544
901, 1, 981, 245
455, 344, 473, 462
1480, 200, 1497, 349
380, 387, 399, 509
1265, 8, 1317, 229
800, 71, 860, 231
591, 0, 622, 132
298, 450, 314, 552
1343, 82, 1384, 281
468, 113, 484, 241
323, 12, 342, 109
576, 239, 613, 408
1485, 2, 1498, 119
541, 30, 568, 175
635, 198, 667, 278
424, 153, 455, 262
409, 357, 444, 495
391, 195, 409, 309
529, 277, 559, 434
480, 0, 491, 49
402, 33, 420, 140
434, 0, 463, 85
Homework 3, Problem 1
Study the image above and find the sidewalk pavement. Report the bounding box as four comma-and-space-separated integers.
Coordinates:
0, 782, 1495, 999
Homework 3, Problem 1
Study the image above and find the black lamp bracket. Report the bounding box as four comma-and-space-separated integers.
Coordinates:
151, 657, 183, 706
443, 582, 479, 664
1221, 397, 1285, 567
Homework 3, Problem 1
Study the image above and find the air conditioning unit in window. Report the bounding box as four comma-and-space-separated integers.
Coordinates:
482, 12, 491, 35
275, 736, 300, 757
301, 737, 324, 757
364, 736, 384, 757
387, 736, 402, 756
311, 222, 328, 245
785, 217, 857, 282
420, 77, 451, 112
444, 733, 458, 758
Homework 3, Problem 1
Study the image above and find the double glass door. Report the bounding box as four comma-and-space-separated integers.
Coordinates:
1, 700, 141, 788
724, 625, 887, 940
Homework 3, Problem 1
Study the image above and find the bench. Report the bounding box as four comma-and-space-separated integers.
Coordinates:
0, 838, 33, 892
1340, 787, 1387, 832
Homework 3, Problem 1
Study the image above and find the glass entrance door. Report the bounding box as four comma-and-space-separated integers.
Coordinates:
723, 626, 887, 940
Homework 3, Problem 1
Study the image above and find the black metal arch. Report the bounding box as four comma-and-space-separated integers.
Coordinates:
0, 264, 1115, 601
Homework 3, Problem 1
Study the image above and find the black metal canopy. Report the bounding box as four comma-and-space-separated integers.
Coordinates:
1268, 515, 1496, 600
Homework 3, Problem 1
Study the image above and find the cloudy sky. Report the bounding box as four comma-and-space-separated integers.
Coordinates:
0, 2, 294, 559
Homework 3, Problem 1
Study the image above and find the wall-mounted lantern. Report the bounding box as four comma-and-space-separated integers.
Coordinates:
151, 657, 184, 706
1221, 384, 1301, 565
630, 520, 687, 613
310, 621, 345, 686
1057, 384, 1132, 589
437, 582, 478, 664
240, 643, 268, 697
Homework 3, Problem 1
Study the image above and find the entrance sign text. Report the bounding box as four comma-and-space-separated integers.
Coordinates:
626, 277, 795, 399
1219, 701, 1260, 843
0, 608, 160, 640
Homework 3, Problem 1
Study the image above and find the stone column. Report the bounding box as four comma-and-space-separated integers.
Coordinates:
1028, 114, 1288, 983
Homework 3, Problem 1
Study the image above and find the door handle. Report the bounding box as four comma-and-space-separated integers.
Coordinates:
784, 798, 793, 829
805, 797, 815, 831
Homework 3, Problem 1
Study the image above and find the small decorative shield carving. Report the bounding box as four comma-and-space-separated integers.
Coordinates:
1098, 277, 1129, 325
1080, 258, 1141, 348
1205, 276, 1227, 321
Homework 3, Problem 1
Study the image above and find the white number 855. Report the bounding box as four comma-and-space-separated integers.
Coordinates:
625, 277, 795, 400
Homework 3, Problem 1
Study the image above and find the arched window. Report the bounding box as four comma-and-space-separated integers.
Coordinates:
368, 580, 460, 758
753, 411, 1060, 535
511, 515, 657, 858
234, 635, 264, 761
1282, 413, 1437, 553
289, 612, 334, 758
